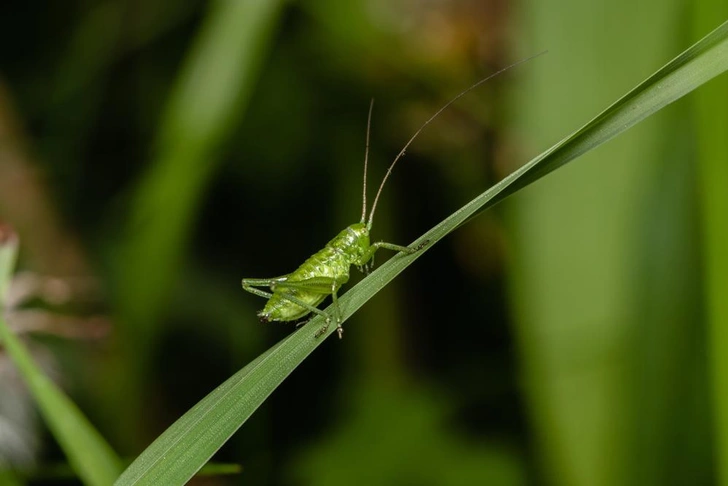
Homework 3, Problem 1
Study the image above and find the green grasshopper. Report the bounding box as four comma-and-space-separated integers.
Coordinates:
242, 56, 541, 339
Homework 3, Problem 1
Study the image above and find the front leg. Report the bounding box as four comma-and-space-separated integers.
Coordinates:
359, 239, 430, 268
372, 239, 429, 254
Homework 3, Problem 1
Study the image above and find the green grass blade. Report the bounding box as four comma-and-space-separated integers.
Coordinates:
115, 20, 728, 486
115, 337, 291, 485
0, 231, 123, 486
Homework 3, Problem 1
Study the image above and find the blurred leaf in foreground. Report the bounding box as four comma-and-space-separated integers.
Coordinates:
0, 225, 122, 486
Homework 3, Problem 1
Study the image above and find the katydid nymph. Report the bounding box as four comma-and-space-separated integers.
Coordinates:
242, 54, 542, 339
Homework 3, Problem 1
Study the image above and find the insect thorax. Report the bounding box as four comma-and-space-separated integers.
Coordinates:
330, 223, 372, 267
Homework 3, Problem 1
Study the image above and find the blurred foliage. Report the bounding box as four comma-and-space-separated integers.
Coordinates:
0, 0, 725, 485
508, 1, 711, 485
289, 383, 526, 486
695, 1, 728, 484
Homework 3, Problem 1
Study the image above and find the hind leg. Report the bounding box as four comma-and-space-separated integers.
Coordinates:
272, 277, 343, 338
242, 277, 332, 326
329, 284, 343, 339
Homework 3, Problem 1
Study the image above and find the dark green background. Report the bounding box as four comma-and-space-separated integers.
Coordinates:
0, 1, 724, 485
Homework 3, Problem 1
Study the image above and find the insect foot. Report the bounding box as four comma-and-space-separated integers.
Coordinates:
314, 316, 345, 340
411, 239, 430, 252
314, 319, 330, 339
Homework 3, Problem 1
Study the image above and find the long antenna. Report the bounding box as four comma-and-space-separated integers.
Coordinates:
361, 99, 374, 223
366, 51, 547, 229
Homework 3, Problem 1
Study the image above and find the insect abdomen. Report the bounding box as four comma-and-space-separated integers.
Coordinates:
259, 247, 351, 322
